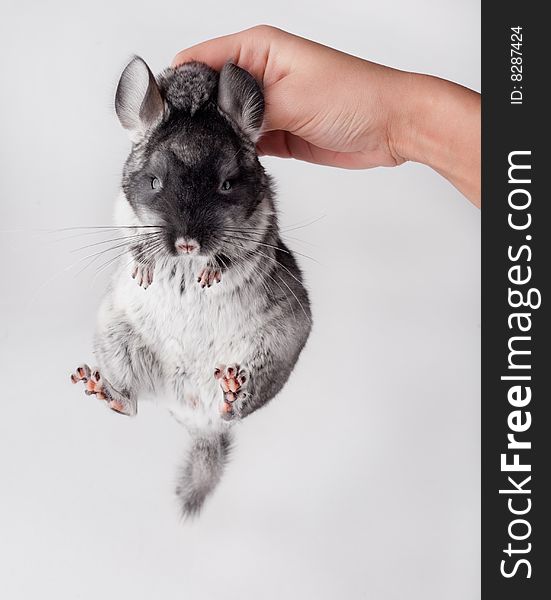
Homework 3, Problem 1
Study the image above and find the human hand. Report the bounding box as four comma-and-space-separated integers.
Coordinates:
173, 25, 480, 205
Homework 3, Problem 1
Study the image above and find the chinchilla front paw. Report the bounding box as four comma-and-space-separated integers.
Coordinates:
197, 265, 222, 288
131, 262, 155, 289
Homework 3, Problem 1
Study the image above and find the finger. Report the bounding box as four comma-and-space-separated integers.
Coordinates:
257, 130, 368, 169
172, 33, 244, 70
172, 25, 276, 83
173, 26, 300, 135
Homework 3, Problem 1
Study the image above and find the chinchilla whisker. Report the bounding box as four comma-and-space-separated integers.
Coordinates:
225, 215, 325, 234
1, 225, 162, 236
71, 246, 125, 277
241, 246, 311, 322
222, 226, 265, 233
141, 241, 166, 262
96, 238, 163, 280
215, 254, 228, 270
76, 239, 151, 264
92, 248, 134, 281
232, 251, 272, 294
225, 227, 316, 247
55, 230, 133, 242
31, 235, 157, 303
221, 233, 284, 251
73, 235, 163, 277
223, 233, 319, 265
229, 244, 297, 322
229, 250, 292, 320
250, 246, 304, 287
92, 238, 164, 279
268, 267, 309, 323
132, 240, 166, 266
71, 231, 163, 253
281, 215, 326, 232
52, 225, 165, 232
50, 226, 165, 243
120, 255, 143, 278
280, 233, 318, 248
225, 227, 317, 250
115, 240, 166, 281
251, 261, 297, 322
74, 247, 127, 278
32, 248, 106, 294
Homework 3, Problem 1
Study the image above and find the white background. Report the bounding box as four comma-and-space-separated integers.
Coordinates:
0, 1, 480, 598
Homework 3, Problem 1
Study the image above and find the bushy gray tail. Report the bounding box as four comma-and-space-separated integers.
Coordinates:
176, 431, 232, 518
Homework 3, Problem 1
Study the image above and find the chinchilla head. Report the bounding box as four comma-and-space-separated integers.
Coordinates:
115, 56, 274, 259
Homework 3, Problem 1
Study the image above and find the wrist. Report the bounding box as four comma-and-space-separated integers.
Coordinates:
388, 71, 481, 203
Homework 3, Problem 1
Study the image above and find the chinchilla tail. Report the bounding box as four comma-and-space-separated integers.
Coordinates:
176, 431, 233, 518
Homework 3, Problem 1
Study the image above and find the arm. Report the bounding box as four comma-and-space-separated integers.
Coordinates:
391, 73, 481, 204
173, 25, 481, 206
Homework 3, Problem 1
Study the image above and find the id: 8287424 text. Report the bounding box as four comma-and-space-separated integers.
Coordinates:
510, 26, 523, 105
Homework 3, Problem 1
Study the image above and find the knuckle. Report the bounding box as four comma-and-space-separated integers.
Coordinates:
250, 24, 281, 37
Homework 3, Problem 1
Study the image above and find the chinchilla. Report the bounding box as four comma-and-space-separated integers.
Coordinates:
70, 57, 312, 517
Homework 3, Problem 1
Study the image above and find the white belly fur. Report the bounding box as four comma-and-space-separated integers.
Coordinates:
101, 253, 265, 431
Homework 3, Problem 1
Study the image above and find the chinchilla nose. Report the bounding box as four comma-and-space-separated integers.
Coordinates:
175, 237, 200, 255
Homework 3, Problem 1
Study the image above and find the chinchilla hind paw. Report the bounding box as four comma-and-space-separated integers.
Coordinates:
70, 364, 137, 416
214, 364, 250, 421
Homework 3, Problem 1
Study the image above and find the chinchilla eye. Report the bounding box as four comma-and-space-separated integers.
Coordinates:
151, 177, 161, 190
220, 180, 232, 191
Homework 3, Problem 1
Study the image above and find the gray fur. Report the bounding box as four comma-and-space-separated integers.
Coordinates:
176, 432, 232, 517
218, 62, 265, 141
80, 58, 311, 518
158, 62, 218, 115
115, 56, 164, 137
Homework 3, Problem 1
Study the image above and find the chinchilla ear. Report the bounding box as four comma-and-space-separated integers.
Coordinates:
115, 56, 164, 140
217, 62, 264, 142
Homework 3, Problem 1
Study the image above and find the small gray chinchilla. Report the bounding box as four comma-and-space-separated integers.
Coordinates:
70, 56, 312, 517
